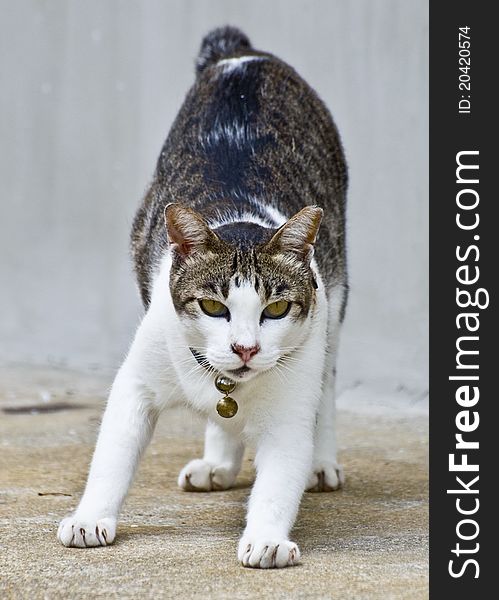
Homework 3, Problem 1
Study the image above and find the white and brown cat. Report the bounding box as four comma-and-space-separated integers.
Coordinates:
58, 26, 348, 569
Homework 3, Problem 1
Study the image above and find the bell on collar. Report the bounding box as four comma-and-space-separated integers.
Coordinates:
216, 395, 238, 418
215, 375, 238, 418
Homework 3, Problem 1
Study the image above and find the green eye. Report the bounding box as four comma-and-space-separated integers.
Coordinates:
262, 300, 290, 319
199, 298, 229, 318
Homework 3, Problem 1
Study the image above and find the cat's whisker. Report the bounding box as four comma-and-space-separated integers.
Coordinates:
269, 363, 288, 386
280, 357, 299, 368
278, 356, 303, 364
276, 364, 295, 378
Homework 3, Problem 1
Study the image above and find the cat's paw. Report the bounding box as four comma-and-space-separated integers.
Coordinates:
57, 516, 116, 548
306, 461, 345, 492
178, 459, 237, 491
238, 536, 301, 569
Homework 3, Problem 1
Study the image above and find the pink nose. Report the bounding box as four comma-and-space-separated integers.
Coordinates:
231, 344, 260, 364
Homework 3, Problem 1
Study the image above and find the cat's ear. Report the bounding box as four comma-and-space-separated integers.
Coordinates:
266, 206, 323, 262
164, 203, 221, 257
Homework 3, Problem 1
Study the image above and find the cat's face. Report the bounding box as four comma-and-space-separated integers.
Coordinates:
166, 204, 322, 381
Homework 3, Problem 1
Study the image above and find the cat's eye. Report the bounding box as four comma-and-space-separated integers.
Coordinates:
199, 298, 229, 318
262, 300, 290, 320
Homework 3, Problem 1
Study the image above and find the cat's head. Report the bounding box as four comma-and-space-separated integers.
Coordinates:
165, 204, 322, 381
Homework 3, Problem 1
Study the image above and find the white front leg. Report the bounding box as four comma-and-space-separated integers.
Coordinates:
58, 316, 162, 548
238, 417, 314, 568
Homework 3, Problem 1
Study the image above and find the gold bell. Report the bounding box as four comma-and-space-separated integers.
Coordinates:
216, 396, 238, 418
215, 375, 236, 394
215, 375, 238, 418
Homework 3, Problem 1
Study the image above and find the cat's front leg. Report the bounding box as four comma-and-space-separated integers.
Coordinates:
238, 418, 314, 569
178, 420, 244, 491
57, 322, 161, 547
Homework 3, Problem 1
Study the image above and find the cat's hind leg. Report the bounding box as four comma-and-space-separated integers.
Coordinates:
178, 420, 244, 491
306, 286, 345, 492
305, 358, 345, 492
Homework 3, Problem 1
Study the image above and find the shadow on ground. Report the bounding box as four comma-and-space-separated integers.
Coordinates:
0, 366, 428, 599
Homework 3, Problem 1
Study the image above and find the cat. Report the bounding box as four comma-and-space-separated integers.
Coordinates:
58, 25, 348, 569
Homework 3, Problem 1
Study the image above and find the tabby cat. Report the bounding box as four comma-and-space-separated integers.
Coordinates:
58, 26, 348, 569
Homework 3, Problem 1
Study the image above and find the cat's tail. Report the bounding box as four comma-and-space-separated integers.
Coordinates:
196, 26, 252, 74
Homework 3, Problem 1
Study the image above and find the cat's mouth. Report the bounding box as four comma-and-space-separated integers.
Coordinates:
190, 347, 259, 381
227, 365, 252, 378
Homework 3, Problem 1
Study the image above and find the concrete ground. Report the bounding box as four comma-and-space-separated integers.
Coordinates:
0, 366, 428, 599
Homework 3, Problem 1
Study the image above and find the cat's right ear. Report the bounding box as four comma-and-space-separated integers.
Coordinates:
164, 203, 220, 258
266, 205, 323, 264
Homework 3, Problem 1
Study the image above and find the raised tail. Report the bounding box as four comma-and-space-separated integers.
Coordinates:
196, 26, 252, 74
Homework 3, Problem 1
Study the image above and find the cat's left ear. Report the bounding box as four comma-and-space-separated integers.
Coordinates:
266, 206, 323, 263
164, 203, 221, 258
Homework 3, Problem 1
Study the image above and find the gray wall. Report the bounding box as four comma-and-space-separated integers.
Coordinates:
0, 1, 428, 394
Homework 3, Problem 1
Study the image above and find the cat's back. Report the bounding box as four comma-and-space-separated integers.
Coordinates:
132, 27, 347, 306
158, 28, 347, 206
